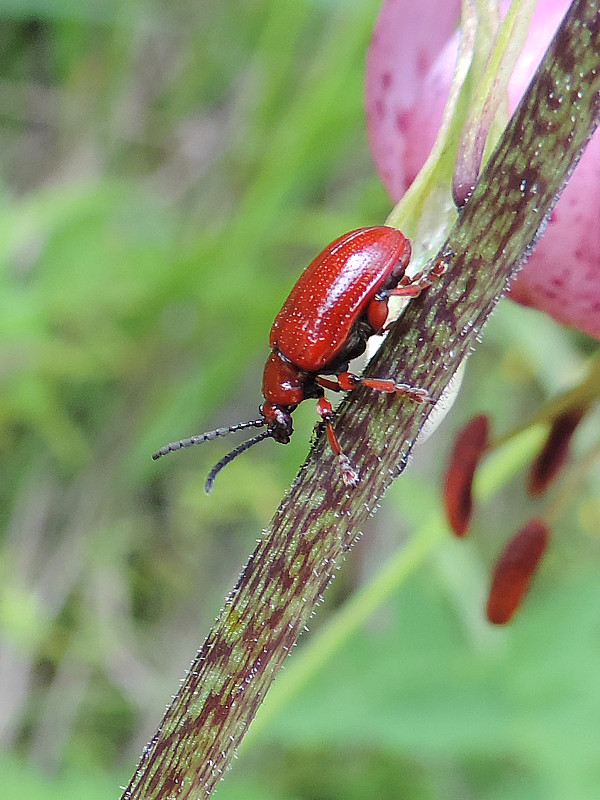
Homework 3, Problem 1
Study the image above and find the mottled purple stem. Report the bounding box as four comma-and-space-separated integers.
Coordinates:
121, 2, 600, 798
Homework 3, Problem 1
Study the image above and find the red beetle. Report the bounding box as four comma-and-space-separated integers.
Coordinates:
153, 226, 445, 491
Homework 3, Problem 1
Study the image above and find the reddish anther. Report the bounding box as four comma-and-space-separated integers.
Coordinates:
486, 519, 550, 625
154, 226, 444, 491
527, 407, 586, 495
443, 415, 490, 536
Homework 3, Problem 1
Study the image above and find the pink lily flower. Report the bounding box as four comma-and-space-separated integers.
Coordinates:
366, 0, 600, 340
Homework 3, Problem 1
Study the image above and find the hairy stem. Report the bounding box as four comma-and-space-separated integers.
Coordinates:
122, 2, 600, 798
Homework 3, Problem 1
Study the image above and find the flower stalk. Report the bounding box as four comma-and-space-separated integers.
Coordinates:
121, 3, 600, 798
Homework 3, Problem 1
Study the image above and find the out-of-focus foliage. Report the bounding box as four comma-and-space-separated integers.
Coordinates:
0, 2, 599, 799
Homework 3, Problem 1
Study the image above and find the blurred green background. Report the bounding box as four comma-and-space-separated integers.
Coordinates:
1, 1, 600, 799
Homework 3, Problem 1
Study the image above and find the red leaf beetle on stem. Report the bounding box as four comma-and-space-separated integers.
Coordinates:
153, 226, 446, 492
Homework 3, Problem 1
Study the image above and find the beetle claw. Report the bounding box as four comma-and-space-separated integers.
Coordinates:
394, 384, 432, 403
339, 453, 360, 486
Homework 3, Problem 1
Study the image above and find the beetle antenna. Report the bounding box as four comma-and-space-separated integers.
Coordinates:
205, 429, 274, 494
152, 418, 266, 460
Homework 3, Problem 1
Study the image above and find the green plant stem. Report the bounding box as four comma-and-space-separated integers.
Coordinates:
244, 514, 446, 743
492, 348, 600, 449
121, 3, 600, 798
544, 437, 600, 525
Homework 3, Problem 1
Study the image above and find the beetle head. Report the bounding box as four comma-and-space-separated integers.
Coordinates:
261, 402, 294, 444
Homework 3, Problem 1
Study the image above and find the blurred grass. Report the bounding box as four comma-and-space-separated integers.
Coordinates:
0, 1, 599, 799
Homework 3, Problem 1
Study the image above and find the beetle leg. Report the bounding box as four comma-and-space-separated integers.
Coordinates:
315, 396, 359, 486
389, 255, 449, 298
362, 378, 431, 403
316, 376, 343, 392
388, 273, 433, 298
318, 373, 430, 403
335, 372, 431, 403
380, 256, 450, 331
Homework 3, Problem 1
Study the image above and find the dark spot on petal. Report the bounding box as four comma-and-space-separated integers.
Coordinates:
395, 109, 411, 134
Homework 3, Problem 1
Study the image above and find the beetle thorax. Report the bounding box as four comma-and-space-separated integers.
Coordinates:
262, 350, 305, 407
